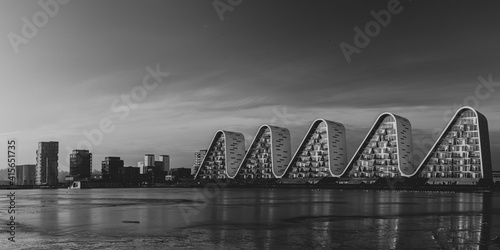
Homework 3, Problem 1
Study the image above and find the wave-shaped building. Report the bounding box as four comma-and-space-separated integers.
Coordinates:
193, 106, 493, 184
194, 130, 245, 180
339, 113, 414, 179
234, 125, 292, 179
281, 119, 347, 178
412, 106, 492, 183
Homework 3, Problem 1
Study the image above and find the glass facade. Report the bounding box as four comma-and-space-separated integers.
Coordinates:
349, 116, 401, 178
286, 121, 331, 178
419, 110, 483, 178
197, 134, 226, 179
238, 127, 273, 179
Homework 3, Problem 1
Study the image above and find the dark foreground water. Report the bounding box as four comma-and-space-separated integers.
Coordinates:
1, 188, 500, 250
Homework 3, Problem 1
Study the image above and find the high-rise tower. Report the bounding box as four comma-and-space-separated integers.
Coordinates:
36, 141, 59, 185
69, 149, 92, 181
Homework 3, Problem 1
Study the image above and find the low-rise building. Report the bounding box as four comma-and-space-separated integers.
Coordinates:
16, 164, 36, 185
101, 157, 124, 181
122, 166, 140, 186
172, 167, 192, 179
493, 170, 500, 183
69, 149, 92, 181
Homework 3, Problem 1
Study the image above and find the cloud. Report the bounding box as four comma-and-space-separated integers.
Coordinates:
0, 132, 19, 136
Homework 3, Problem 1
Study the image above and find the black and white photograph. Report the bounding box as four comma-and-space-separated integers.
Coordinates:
1, 0, 500, 249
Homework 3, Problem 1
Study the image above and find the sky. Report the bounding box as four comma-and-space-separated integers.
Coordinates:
0, 0, 499, 173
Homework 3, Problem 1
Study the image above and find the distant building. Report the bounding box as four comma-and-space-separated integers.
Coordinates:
193, 149, 207, 174
165, 174, 174, 181
122, 166, 140, 185
158, 155, 170, 172
154, 161, 162, 169
91, 171, 102, 180
69, 150, 92, 181
36, 141, 59, 185
172, 168, 192, 179
493, 170, 500, 183
154, 160, 169, 172
144, 166, 165, 184
101, 157, 124, 181
138, 154, 170, 184
142, 154, 169, 171
138, 161, 145, 174
0, 180, 10, 185
15, 164, 36, 185
144, 154, 155, 167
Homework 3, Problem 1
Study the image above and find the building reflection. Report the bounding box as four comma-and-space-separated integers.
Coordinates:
189, 190, 493, 249
38, 191, 60, 236
395, 193, 492, 250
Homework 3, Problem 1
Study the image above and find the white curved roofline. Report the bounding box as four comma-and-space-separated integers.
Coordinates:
338, 112, 402, 177
410, 106, 483, 177
232, 125, 270, 178
194, 130, 233, 179
280, 118, 340, 178
233, 124, 290, 179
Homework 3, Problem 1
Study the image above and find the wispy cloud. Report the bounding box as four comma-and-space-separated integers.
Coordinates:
1, 0, 499, 171
0, 132, 19, 136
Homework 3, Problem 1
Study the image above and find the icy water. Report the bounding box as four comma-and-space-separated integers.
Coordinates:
1, 188, 500, 250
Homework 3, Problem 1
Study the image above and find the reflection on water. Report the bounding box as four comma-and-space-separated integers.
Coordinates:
2, 188, 499, 249
184, 190, 498, 249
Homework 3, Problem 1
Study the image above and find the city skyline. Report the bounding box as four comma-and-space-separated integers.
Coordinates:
1, 1, 500, 172
2, 105, 498, 173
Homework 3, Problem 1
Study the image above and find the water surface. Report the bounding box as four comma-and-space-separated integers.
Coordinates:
1, 188, 499, 249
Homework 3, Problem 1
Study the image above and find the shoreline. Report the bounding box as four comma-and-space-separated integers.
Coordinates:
1, 182, 498, 193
